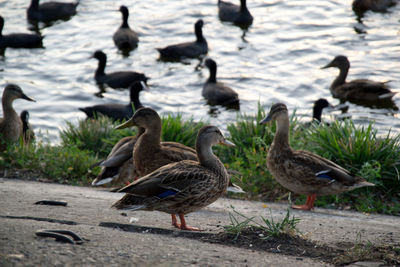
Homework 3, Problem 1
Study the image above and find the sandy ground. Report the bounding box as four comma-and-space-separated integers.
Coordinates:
0, 178, 399, 266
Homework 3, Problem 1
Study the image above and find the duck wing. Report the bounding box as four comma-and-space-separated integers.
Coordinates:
291, 150, 359, 186
342, 79, 392, 95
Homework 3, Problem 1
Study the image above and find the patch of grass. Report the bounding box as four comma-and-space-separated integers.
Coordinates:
223, 206, 300, 240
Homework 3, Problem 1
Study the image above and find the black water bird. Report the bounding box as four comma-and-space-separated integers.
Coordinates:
322, 55, 396, 107
352, 0, 397, 16
218, 0, 253, 27
156, 19, 208, 60
113, 5, 139, 51
27, 0, 79, 23
20, 110, 35, 144
203, 58, 239, 108
92, 50, 148, 89
79, 81, 146, 121
0, 16, 43, 49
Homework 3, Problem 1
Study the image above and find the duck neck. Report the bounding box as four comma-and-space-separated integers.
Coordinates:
95, 57, 106, 77
240, 0, 248, 11
312, 106, 322, 123
130, 89, 143, 111
273, 115, 290, 149
140, 123, 162, 151
195, 25, 205, 43
332, 65, 349, 89
2, 94, 17, 121
29, 0, 39, 10
207, 64, 217, 83
121, 10, 129, 28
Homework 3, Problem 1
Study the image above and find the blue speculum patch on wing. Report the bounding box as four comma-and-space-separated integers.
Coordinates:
158, 189, 178, 199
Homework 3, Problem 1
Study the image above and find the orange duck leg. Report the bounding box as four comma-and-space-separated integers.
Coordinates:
291, 193, 316, 211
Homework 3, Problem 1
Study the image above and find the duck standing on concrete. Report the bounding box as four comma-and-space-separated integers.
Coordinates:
113, 5, 139, 51
259, 103, 374, 210
0, 16, 43, 49
203, 58, 239, 108
91, 50, 148, 89
112, 125, 235, 231
157, 19, 208, 60
218, 0, 253, 27
0, 84, 36, 151
27, 0, 79, 23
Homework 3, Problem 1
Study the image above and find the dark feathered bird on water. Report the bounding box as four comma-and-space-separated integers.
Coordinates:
79, 81, 146, 122
156, 19, 208, 60
20, 110, 35, 145
27, 0, 79, 23
0, 16, 43, 49
352, 0, 397, 16
321, 55, 396, 108
113, 5, 139, 51
218, 0, 253, 27
112, 125, 235, 231
91, 50, 148, 89
259, 103, 375, 210
203, 58, 239, 108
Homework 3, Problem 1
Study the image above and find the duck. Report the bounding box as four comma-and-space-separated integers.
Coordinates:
112, 125, 235, 231
79, 81, 146, 122
27, 0, 79, 23
352, 0, 397, 15
203, 58, 239, 107
218, 0, 253, 27
259, 103, 375, 210
0, 16, 43, 49
311, 98, 333, 124
0, 84, 36, 151
115, 107, 198, 178
20, 110, 35, 145
113, 5, 139, 51
92, 50, 148, 89
321, 55, 396, 103
156, 19, 208, 60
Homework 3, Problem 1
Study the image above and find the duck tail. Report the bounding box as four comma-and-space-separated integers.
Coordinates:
111, 194, 146, 210
92, 177, 113, 186
378, 92, 396, 99
351, 179, 375, 189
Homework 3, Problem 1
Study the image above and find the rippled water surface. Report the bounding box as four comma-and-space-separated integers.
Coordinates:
1, 0, 400, 142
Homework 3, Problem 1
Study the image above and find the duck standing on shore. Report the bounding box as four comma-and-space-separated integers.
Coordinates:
0, 84, 36, 151
112, 125, 235, 230
259, 103, 375, 210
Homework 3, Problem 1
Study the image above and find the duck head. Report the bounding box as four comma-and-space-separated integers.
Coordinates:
3, 84, 36, 102
259, 103, 288, 124
115, 107, 160, 130
321, 55, 350, 70
196, 125, 235, 148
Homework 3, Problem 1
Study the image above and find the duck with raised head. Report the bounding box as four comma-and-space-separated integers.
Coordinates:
322, 55, 395, 103
352, 0, 397, 15
156, 19, 208, 60
218, 0, 253, 26
92, 50, 148, 89
0, 16, 43, 49
113, 5, 139, 51
112, 125, 235, 231
115, 107, 198, 178
20, 110, 35, 145
311, 98, 333, 124
79, 81, 146, 122
259, 103, 375, 210
203, 58, 239, 107
27, 0, 79, 23
0, 84, 36, 151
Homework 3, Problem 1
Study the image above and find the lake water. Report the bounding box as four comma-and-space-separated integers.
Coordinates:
1, 0, 400, 143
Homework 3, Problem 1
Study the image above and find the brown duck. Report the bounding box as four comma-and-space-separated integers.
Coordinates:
0, 84, 35, 151
112, 125, 235, 230
322, 55, 396, 103
259, 103, 374, 210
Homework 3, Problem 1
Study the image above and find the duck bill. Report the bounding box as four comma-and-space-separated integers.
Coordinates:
330, 103, 348, 111
220, 139, 235, 147
140, 81, 149, 90
21, 93, 36, 102
227, 183, 245, 193
115, 117, 135, 129
321, 61, 334, 69
258, 114, 272, 125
